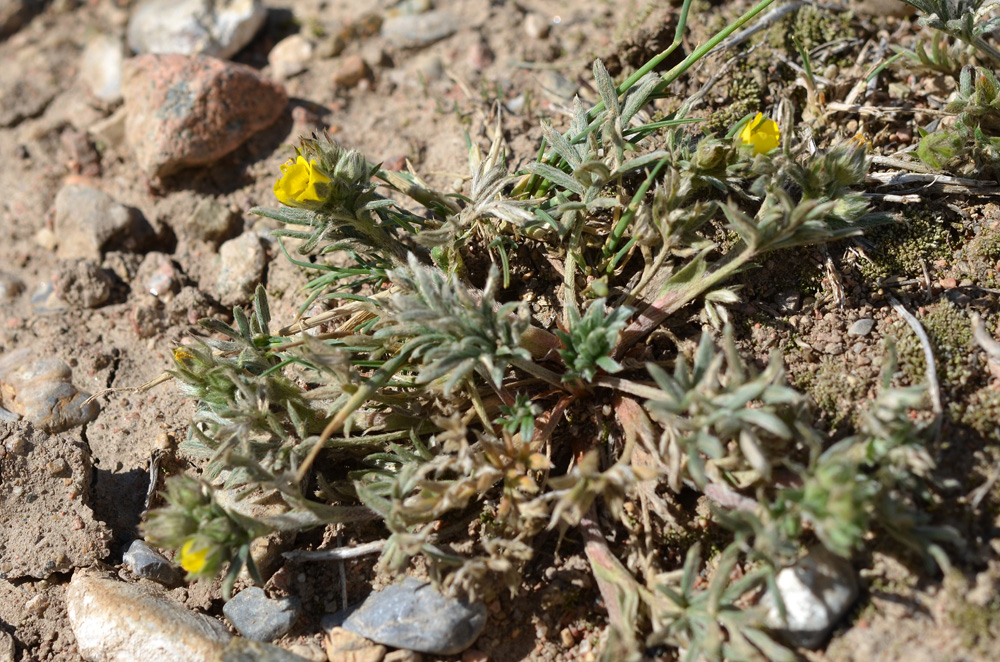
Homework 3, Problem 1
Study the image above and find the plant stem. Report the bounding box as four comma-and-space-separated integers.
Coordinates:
614, 242, 757, 357
296, 349, 414, 482
593, 375, 673, 402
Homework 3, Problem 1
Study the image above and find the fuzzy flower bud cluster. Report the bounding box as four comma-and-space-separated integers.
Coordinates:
272, 131, 379, 213
143, 475, 267, 585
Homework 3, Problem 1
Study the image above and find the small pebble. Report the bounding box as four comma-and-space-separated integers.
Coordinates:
316, 33, 347, 58
45, 458, 68, 476
343, 577, 487, 656
763, 546, 858, 649
380, 10, 459, 47
268, 34, 314, 80
135, 252, 179, 300
5, 436, 27, 455
523, 13, 549, 39
776, 291, 802, 314
223, 586, 301, 641
847, 318, 875, 337
123, 539, 180, 585
25, 594, 48, 616
216, 232, 266, 306
333, 55, 373, 88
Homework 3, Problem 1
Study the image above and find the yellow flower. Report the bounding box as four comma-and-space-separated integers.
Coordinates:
179, 538, 210, 574
739, 113, 780, 154
173, 347, 194, 363
274, 155, 331, 207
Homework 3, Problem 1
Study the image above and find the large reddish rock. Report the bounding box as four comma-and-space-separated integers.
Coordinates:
122, 54, 286, 177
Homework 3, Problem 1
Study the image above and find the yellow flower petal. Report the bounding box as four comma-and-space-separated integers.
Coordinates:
273, 156, 331, 207
739, 112, 780, 155
179, 538, 210, 574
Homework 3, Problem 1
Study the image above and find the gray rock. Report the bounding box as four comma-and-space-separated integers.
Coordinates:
343, 577, 487, 655
381, 11, 459, 48
776, 291, 802, 314
223, 587, 301, 642
67, 572, 232, 662
127, 0, 266, 59
53, 259, 114, 308
0, 272, 25, 301
123, 540, 181, 585
215, 638, 312, 662
763, 547, 859, 649
81, 34, 126, 104
53, 185, 151, 261
847, 318, 875, 337
216, 232, 266, 306
0, 348, 98, 432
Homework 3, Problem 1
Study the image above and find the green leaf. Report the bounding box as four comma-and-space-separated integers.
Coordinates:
736, 409, 793, 440
524, 162, 587, 196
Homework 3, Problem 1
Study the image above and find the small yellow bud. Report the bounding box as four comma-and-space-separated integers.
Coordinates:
273, 155, 331, 207
739, 112, 780, 155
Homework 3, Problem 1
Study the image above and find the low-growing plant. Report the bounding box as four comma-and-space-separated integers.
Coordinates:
141, 0, 961, 657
